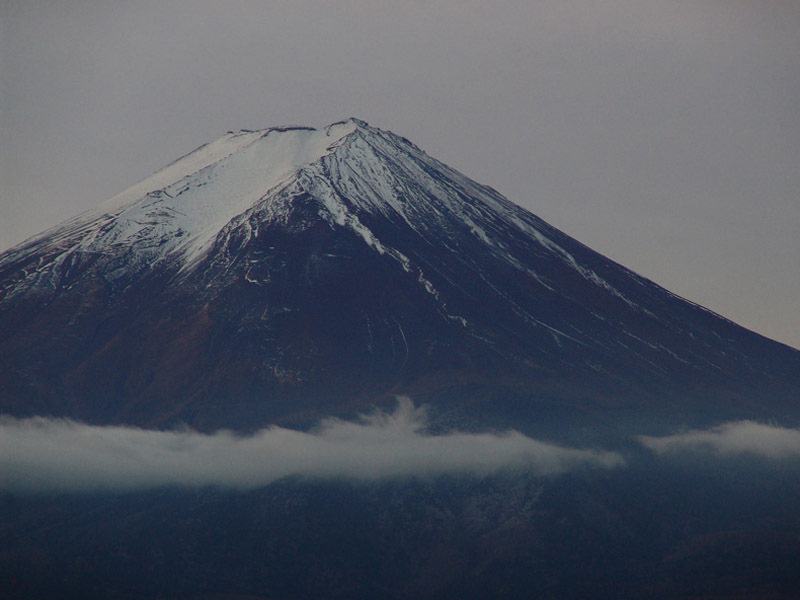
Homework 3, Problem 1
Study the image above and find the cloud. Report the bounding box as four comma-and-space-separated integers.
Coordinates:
638, 421, 800, 460
0, 398, 623, 493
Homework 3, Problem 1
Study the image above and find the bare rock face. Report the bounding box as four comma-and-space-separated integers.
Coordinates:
1, 119, 798, 430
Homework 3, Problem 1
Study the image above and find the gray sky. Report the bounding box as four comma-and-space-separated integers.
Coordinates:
2, 0, 799, 349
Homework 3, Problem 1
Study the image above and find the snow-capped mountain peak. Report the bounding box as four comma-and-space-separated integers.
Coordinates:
1, 120, 367, 271
98, 120, 364, 262
3, 117, 557, 278
2, 119, 799, 430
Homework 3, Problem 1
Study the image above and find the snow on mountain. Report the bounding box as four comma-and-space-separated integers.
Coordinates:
1, 118, 799, 430
2, 118, 635, 305
4, 121, 358, 270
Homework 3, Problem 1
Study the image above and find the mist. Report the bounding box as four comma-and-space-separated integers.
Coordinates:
639, 420, 800, 459
0, 398, 623, 493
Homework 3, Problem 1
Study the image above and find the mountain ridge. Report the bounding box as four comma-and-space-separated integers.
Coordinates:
1, 119, 798, 431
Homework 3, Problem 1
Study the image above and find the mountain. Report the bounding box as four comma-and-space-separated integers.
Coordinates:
4, 119, 800, 600
1, 118, 798, 431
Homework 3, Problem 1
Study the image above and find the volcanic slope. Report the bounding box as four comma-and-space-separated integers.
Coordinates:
1, 119, 798, 430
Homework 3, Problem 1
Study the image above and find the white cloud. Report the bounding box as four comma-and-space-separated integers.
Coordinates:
639, 421, 800, 459
0, 398, 623, 493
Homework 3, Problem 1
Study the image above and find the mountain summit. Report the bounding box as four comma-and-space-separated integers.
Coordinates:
1, 119, 798, 430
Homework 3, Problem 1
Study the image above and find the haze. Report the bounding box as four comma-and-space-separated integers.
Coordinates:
4, 396, 800, 493
0, 399, 624, 493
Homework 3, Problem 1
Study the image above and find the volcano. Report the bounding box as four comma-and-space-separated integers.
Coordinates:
1, 118, 798, 431
4, 119, 800, 600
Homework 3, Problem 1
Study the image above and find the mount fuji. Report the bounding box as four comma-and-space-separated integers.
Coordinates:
1, 118, 798, 432
4, 119, 800, 600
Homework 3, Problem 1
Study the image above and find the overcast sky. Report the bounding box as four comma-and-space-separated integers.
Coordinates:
2, 1, 798, 348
